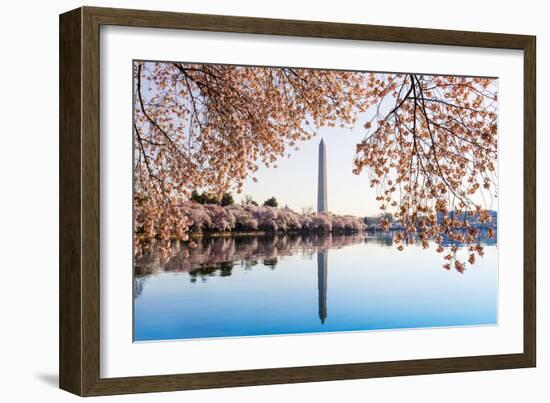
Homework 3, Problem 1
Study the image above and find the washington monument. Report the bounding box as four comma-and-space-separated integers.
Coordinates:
317, 139, 328, 324
317, 139, 327, 213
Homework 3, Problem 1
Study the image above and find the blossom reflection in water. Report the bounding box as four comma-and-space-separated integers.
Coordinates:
134, 232, 497, 341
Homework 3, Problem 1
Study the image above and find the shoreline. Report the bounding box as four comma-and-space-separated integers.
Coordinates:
136, 225, 498, 242
136, 229, 364, 241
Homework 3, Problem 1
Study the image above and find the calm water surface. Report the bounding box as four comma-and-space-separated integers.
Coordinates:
134, 233, 497, 341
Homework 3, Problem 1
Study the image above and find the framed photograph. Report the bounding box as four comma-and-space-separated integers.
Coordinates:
59, 6, 536, 396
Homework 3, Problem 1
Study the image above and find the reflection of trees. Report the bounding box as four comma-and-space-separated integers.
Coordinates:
134, 229, 497, 282
133, 276, 146, 298
263, 258, 278, 269
189, 261, 234, 282
365, 227, 497, 248
365, 231, 394, 247
135, 233, 365, 278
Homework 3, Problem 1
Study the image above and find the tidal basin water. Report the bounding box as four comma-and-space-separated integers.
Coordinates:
134, 232, 497, 342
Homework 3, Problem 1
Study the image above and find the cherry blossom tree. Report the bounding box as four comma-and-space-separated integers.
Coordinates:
353, 73, 497, 271
134, 61, 498, 271
134, 61, 365, 254
176, 202, 365, 235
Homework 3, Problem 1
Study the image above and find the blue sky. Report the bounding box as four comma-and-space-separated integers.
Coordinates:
237, 121, 380, 217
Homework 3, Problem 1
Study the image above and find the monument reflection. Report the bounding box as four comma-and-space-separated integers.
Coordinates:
134, 229, 496, 327
135, 233, 363, 324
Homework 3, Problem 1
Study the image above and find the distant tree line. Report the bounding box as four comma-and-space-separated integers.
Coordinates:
191, 191, 279, 208
190, 190, 234, 206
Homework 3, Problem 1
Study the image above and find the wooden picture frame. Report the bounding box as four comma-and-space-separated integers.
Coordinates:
59, 6, 536, 396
